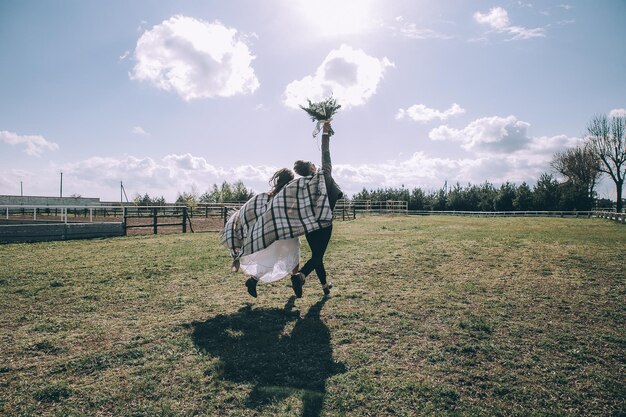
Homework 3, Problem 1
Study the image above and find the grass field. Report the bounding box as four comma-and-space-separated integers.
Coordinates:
0, 216, 624, 416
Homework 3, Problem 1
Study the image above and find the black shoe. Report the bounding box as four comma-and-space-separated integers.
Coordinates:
291, 273, 304, 298
323, 283, 333, 295
245, 277, 258, 298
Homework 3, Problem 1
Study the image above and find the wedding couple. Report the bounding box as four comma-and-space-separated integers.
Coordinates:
222, 122, 342, 299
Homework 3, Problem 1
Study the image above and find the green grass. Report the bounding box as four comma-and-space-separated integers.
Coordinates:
0, 216, 624, 416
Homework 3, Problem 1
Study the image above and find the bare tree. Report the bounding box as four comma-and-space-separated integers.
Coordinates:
551, 144, 601, 203
586, 115, 626, 212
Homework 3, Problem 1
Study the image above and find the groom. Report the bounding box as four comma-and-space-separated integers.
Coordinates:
291, 121, 343, 298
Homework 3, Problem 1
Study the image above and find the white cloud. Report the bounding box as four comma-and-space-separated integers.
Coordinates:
330, 130, 581, 195
387, 16, 451, 40
428, 115, 581, 158
56, 154, 282, 201
162, 153, 216, 172
474, 7, 510, 30
429, 115, 532, 154
474, 7, 545, 40
396, 103, 465, 122
398, 23, 451, 40
609, 108, 626, 118
132, 126, 150, 136
27, 124, 583, 201
330, 153, 544, 195
419, 115, 583, 188
283, 44, 394, 109
130, 15, 259, 101
0, 130, 59, 156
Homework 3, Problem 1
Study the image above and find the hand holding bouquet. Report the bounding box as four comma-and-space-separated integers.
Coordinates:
300, 96, 341, 137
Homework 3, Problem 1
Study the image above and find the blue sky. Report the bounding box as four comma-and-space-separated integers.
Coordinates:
1, 0, 625, 202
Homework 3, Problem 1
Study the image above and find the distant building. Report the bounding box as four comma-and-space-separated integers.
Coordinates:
0, 195, 102, 206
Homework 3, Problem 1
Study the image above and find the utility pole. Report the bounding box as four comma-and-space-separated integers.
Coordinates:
60, 172, 63, 198
120, 181, 129, 203
20, 181, 23, 197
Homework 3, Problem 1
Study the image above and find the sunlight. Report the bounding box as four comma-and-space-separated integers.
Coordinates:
291, 0, 380, 37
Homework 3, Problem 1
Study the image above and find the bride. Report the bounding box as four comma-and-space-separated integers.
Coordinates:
222, 168, 300, 298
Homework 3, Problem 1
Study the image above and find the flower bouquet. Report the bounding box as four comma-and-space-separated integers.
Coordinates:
300, 96, 341, 137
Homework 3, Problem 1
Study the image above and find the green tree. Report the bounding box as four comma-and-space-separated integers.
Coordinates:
133, 193, 167, 206
352, 188, 371, 201
494, 182, 516, 211
199, 181, 255, 203
176, 191, 198, 208
533, 173, 560, 211
231, 180, 255, 202
476, 182, 496, 211
513, 182, 533, 211
551, 144, 600, 210
409, 188, 427, 210
430, 188, 448, 211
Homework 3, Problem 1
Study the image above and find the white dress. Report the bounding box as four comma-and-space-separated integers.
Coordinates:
238, 237, 300, 283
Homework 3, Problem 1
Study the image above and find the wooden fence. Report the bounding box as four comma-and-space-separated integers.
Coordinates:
0, 222, 125, 243
122, 206, 190, 234
2, 203, 622, 243
0, 205, 194, 241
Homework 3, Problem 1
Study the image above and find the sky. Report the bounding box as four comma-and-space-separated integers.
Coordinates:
1, 0, 625, 203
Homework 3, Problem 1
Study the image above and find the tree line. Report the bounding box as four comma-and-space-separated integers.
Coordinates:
352, 175, 612, 212
133, 114, 624, 212
132, 180, 254, 207
354, 114, 624, 212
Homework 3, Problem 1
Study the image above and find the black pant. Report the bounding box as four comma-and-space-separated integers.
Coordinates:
299, 224, 333, 285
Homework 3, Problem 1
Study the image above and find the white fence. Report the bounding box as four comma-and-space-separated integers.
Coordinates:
2, 205, 119, 223
593, 210, 626, 224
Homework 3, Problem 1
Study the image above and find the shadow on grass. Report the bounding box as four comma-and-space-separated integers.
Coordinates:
190, 296, 345, 417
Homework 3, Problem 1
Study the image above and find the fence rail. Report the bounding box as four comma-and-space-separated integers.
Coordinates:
593, 210, 626, 224
407, 210, 596, 217
0, 205, 194, 235
1, 203, 622, 244
121, 206, 190, 234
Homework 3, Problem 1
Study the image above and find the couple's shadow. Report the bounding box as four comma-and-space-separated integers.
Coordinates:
189, 296, 345, 417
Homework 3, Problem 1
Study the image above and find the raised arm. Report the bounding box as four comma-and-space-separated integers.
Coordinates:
321, 122, 332, 177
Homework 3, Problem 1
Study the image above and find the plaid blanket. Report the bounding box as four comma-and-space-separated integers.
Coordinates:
221, 193, 271, 259
221, 172, 332, 258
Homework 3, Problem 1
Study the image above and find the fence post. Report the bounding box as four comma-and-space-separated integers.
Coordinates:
182, 207, 187, 233
153, 208, 158, 234
121, 207, 127, 235
223, 206, 228, 225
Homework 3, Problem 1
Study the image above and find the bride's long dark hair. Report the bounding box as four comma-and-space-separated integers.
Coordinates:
269, 168, 294, 196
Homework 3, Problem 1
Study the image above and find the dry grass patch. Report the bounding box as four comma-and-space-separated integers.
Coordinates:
0, 216, 624, 416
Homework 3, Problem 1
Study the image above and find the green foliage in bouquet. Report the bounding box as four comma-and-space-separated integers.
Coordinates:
299, 96, 341, 136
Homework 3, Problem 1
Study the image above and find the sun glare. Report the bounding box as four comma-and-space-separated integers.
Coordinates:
291, 0, 379, 37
